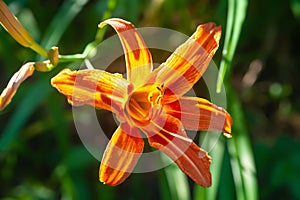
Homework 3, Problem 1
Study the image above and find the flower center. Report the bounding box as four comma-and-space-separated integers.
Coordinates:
125, 83, 165, 126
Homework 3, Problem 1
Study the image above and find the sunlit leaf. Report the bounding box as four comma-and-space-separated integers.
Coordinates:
194, 133, 225, 200
227, 86, 258, 200
216, 0, 248, 93
160, 153, 191, 200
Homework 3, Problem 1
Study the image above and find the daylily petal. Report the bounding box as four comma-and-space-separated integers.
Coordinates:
141, 113, 212, 187
100, 123, 144, 186
99, 18, 153, 87
51, 68, 128, 115
147, 23, 221, 103
164, 97, 232, 137
0, 0, 47, 57
0, 62, 35, 111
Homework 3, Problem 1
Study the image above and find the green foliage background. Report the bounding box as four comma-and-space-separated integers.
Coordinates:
1, 0, 300, 199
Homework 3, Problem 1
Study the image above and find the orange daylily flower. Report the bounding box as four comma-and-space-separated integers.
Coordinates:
51, 18, 232, 187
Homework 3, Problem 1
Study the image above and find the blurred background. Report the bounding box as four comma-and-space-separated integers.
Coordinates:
1, 0, 300, 199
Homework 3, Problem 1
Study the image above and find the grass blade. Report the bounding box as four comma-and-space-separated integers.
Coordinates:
227, 86, 258, 200
0, 78, 51, 151
160, 153, 191, 200
40, 0, 89, 50
213, 0, 258, 198
194, 133, 225, 200
216, 0, 248, 93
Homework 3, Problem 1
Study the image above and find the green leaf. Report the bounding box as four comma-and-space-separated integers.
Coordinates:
290, 0, 300, 20
194, 133, 225, 200
213, 0, 258, 199
218, 149, 235, 200
40, 0, 89, 50
216, 0, 248, 93
227, 86, 258, 200
0, 79, 51, 152
160, 153, 191, 200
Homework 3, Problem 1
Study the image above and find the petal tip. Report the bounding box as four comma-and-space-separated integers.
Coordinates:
51, 68, 72, 85
197, 22, 221, 33
223, 112, 233, 138
98, 18, 133, 29
224, 132, 232, 138
194, 22, 222, 46
199, 172, 212, 187
99, 164, 128, 186
98, 21, 107, 29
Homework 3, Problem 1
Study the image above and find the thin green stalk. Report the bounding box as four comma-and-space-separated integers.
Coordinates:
58, 54, 86, 63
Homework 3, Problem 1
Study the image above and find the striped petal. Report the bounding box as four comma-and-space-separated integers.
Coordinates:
141, 113, 212, 187
99, 123, 144, 186
164, 97, 232, 137
147, 23, 221, 103
51, 68, 128, 115
99, 18, 153, 88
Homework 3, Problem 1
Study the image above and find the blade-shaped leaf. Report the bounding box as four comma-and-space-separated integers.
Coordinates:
161, 153, 191, 200
216, 0, 248, 93
227, 87, 258, 200
194, 133, 225, 200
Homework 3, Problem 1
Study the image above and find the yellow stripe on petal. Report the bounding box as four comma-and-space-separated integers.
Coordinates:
164, 97, 232, 137
99, 18, 153, 87
147, 23, 221, 103
51, 68, 128, 114
99, 123, 144, 186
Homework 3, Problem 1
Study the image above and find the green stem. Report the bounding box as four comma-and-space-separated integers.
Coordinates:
57, 40, 105, 63
58, 54, 85, 63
